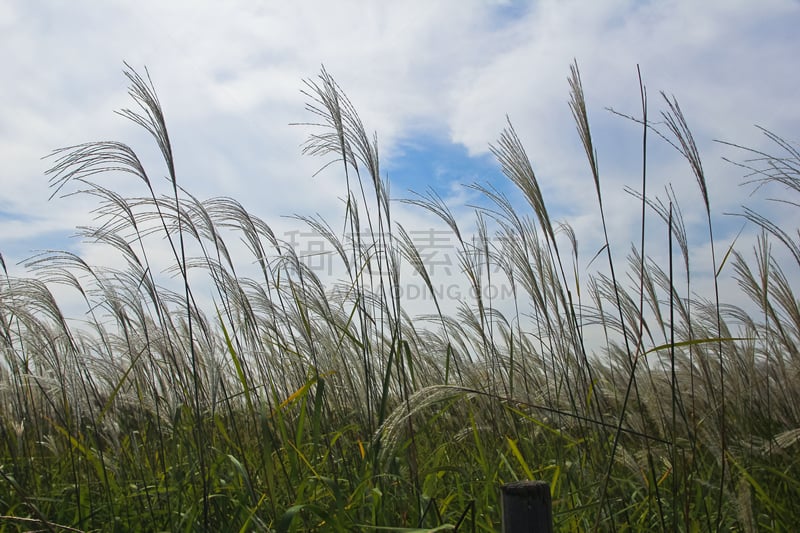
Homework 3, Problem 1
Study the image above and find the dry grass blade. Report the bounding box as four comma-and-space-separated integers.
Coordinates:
661, 94, 708, 213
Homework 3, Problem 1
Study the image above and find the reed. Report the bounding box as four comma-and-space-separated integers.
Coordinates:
0, 63, 797, 531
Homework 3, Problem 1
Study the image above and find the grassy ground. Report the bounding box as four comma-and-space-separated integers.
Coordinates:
1, 64, 798, 531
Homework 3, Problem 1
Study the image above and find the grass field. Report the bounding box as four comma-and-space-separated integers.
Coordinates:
1, 64, 798, 531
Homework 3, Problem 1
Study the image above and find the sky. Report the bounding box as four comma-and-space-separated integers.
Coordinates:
1, 0, 799, 329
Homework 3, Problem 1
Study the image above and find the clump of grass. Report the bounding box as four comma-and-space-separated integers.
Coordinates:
0, 62, 798, 531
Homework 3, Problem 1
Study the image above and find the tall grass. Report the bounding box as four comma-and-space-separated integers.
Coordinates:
1, 63, 798, 531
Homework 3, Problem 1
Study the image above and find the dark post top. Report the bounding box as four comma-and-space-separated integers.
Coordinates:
501, 480, 554, 533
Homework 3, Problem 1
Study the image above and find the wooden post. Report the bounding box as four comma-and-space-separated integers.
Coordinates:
501, 480, 553, 533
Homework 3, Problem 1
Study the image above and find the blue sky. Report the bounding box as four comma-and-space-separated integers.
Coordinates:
1, 0, 799, 318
